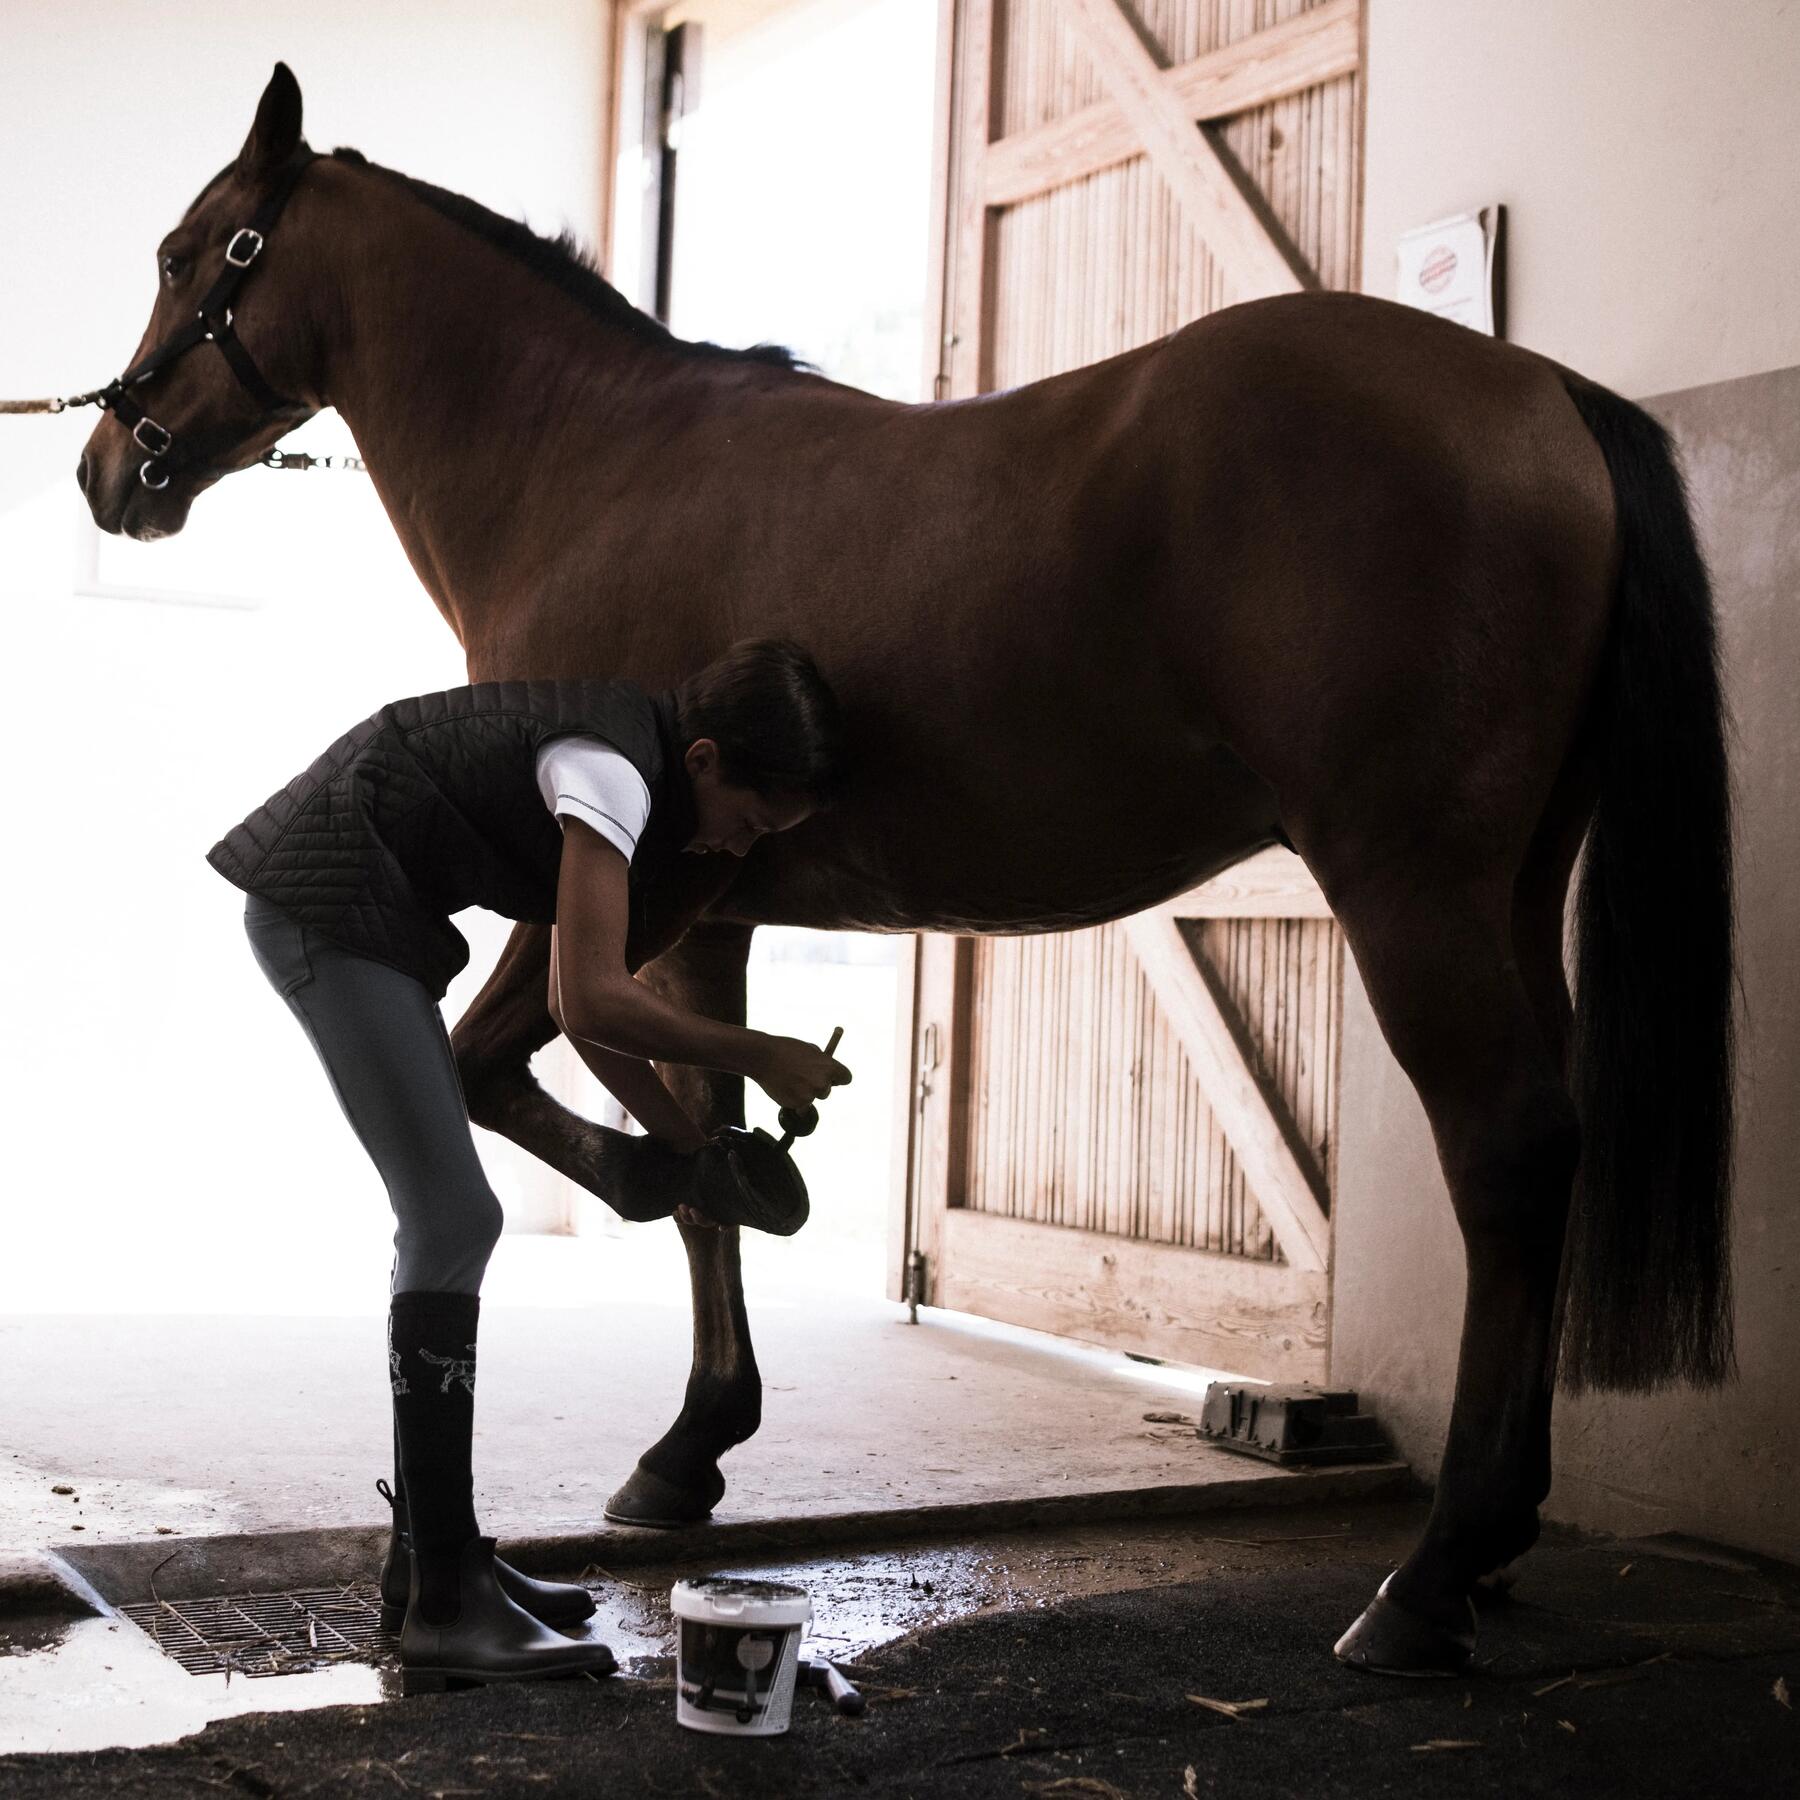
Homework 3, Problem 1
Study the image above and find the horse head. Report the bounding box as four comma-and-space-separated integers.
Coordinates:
78, 64, 324, 540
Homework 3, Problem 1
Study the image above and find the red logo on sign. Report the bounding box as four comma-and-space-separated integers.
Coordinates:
1419, 245, 1457, 295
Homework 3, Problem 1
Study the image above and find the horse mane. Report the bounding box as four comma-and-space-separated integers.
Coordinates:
326, 146, 805, 372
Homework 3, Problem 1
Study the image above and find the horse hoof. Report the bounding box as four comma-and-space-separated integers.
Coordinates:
1474, 1558, 1522, 1603
1334, 1571, 1477, 1677
602, 1461, 724, 1528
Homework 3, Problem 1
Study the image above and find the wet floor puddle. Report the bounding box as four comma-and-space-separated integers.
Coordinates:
1, 1506, 1412, 1755
2, 1610, 389, 1756
0, 1540, 1006, 1756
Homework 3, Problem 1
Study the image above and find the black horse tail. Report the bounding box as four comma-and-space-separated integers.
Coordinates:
1558, 375, 1736, 1392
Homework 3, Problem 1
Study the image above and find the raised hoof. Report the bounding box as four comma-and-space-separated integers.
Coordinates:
1334, 1571, 1477, 1677
602, 1461, 724, 1528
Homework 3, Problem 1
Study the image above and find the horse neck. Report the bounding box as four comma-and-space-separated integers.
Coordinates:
310, 168, 698, 653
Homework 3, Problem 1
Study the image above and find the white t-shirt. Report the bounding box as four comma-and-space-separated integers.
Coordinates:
534, 735, 652, 864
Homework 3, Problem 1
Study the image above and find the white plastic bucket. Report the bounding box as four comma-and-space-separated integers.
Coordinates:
670, 1576, 812, 1736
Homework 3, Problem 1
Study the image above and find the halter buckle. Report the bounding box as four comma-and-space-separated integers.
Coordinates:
225, 228, 264, 268
132, 416, 172, 456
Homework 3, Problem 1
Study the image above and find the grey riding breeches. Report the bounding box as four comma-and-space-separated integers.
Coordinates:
243, 894, 504, 1295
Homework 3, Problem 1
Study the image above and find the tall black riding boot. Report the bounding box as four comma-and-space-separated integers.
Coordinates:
387, 1292, 612, 1689
378, 1415, 595, 1633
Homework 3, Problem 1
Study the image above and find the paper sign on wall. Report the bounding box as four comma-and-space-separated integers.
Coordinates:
1395, 209, 1502, 336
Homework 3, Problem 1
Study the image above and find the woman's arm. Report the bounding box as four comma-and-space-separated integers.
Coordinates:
549, 933, 707, 1151
549, 818, 848, 1109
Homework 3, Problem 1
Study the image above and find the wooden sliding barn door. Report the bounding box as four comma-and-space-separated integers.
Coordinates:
898, 0, 1363, 1385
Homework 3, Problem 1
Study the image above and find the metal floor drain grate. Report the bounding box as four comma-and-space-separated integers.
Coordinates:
119, 1583, 394, 1678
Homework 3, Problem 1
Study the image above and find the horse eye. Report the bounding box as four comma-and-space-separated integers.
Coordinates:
159, 253, 189, 287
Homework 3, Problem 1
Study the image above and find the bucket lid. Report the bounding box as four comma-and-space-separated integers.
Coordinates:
671, 1575, 813, 1628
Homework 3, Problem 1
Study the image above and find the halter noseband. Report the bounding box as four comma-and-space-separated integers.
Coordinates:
101, 151, 318, 491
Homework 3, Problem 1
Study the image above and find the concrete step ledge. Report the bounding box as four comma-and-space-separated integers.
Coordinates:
40, 1458, 1407, 1610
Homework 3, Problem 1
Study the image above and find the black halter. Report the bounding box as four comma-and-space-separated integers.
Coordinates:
101, 152, 318, 491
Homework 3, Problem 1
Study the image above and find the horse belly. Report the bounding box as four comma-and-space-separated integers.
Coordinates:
722, 737, 1283, 934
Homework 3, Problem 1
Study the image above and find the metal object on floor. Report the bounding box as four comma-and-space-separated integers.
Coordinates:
119, 1582, 391, 1678
801, 1653, 865, 1716
1198, 1384, 1388, 1467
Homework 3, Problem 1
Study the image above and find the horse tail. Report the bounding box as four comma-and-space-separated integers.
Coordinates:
1555, 376, 1736, 1393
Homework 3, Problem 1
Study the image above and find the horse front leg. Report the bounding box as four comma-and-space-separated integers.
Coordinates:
1325, 871, 1579, 1676
452, 894, 758, 1524
603, 920, 760, 1526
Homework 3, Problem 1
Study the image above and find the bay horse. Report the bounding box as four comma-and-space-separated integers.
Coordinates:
77, 67, 1734, 1674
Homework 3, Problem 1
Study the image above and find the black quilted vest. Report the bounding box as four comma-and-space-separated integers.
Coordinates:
208, 680, 694, 998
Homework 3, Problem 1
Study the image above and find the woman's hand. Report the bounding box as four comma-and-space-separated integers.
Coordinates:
753, 1036, 852, 1111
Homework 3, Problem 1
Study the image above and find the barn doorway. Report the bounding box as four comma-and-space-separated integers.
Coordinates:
896, 0, 1363, 1382
599, 0, 941, 1296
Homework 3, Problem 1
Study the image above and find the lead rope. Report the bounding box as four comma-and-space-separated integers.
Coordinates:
0, 388, 366, 471
0, 390, 109, 415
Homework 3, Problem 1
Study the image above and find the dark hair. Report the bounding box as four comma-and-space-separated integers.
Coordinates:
675, 638, 846, 802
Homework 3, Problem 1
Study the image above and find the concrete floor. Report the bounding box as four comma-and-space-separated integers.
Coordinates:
0, 1268, 1403, 1765
1, 1235, 1406, 1770
2, 1276, 1399, 1557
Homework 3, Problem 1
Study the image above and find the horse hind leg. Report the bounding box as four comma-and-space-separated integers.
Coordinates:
1327, 866, 1579, 1675
1510, 730, 1597, 1083
1481, 742, 1596, 1569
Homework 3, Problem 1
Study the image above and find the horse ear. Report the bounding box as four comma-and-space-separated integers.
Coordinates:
236, 63, 305, 182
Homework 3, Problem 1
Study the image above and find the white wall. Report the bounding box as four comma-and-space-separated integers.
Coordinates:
0, 2, 608, 1313
1336, 0, 1800, 1558
1359, 0, 1800, 398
